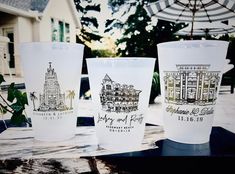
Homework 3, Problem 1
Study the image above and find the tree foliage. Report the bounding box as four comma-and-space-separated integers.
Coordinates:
106, 0, 186, 71
92, 49, 117, 57
74, 0, 103, 73
0, 74, 31, 127
74, 0, 102, 43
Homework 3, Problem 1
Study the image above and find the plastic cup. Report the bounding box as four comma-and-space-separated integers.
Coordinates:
20, 42, 84, 141
157, 40, 229, 144
161, 139, 210, 156
87, 57, 156, 151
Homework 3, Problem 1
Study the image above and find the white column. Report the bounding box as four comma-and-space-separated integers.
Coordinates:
173, 76, 176, 101
166, 77, 168, 100
196, 72, 200, 100
185, 72, 188, 100
207, 77, 211, 101
200, 72, 205, 100
180, 72, 183, 100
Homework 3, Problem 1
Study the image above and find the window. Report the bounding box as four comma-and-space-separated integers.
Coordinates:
65, 23, 70, 42
51, 18, 70, 42
51, 18, 57, 41
106, 85, 111, 90
59, 21, 64, 42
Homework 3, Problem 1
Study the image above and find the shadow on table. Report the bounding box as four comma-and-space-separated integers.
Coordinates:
91, 127, 235, 173
94, 126, 235, 157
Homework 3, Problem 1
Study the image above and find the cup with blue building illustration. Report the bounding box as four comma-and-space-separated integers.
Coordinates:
20, 42, 84, 141
87, 57, 156, 151
157, 40, 229, 144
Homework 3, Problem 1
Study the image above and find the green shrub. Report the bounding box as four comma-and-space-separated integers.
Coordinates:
0, 74, 31, 127
149, 72, 161, 104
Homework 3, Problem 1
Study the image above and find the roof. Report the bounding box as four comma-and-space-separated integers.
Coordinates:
0, 0, 49, 12
103, 74, 113, 82
0, 0, 81, 28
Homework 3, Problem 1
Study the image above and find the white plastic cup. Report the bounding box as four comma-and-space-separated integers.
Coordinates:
161, 139, 210, 156
157, 40, 229, 144
87, 57, 156, 151
20, 42, 84, 141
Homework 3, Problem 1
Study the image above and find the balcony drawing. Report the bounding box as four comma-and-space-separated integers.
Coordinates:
100, 74, 142, 113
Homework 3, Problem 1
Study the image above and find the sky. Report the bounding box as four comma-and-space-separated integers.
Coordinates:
80, 0, 132, 50
94, 0, 112, 36
79, 0, 119, 50
92, 0, 131, 37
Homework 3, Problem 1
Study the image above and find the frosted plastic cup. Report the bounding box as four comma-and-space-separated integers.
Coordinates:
157, 40, 229, 144
20, 42, 84, 141
87, 57, 156, 151
161, 139, 210, 156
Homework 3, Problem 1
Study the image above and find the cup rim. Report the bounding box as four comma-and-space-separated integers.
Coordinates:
86, 57, 156, 61
157, 40, 229, 48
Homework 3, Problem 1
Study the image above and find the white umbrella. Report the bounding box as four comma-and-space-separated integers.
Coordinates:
145, 0, 235, 38
175, 21, 235, 37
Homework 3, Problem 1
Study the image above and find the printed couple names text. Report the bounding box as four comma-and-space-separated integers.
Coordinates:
97, 113, 144, 133
165, 105, 214, 122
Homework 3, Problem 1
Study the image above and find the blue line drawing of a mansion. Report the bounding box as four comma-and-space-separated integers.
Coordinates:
164, 65, 221, 106
100, 74, 142, 113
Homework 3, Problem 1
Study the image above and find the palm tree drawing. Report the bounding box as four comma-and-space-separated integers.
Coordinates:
66, 90, 75, 109
30, 92, 38, 111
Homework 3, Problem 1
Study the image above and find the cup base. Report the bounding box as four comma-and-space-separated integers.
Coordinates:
161, 139, 211, 156
166, 136, 210, 145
